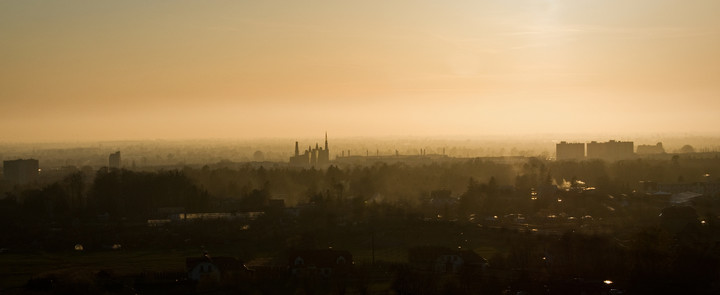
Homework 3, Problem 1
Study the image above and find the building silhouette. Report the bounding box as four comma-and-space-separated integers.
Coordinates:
556, 142, 585, 160
3, 159, 39, 185
109, 151, 121, 168
586, 140, 634, 160
637, 142, 665, 155
555, 140, 636, 161
289, 133, 330, 168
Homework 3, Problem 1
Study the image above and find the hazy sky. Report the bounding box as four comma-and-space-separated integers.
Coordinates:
2, 0, 719, 141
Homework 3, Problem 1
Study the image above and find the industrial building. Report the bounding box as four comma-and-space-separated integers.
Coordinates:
289, 133, 330, 168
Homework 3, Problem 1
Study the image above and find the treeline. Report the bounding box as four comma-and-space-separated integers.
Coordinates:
89, 168, 210, 220
3, 156, 720, 293
3, 155, 719, 224
180, 160, 515, 206
389, 224, 720, 294
2, 168, 209, 224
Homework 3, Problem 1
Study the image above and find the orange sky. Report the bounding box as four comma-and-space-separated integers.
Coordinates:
1, 0, 719, 142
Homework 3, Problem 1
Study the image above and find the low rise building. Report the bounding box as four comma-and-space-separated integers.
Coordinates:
637, 142, 665, 155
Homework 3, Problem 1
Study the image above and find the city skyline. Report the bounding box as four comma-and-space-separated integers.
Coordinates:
2, 0, 719, 142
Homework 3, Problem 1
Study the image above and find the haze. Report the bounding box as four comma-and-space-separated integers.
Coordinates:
2, 0, 719, 142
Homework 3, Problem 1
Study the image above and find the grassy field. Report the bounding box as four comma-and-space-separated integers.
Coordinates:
0, 222, 509, 291
0, 249, 196, 290
1, 244, 501, 291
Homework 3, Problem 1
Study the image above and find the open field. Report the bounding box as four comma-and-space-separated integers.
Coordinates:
1, 241, 502, 291
0, 249, 197, 290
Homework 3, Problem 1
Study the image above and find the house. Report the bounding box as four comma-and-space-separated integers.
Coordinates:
288, 249, 353, 278
408, 246, 487, 274
186, 254, 251, 282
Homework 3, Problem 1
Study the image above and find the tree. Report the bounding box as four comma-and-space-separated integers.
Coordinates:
679, 145, 695, 153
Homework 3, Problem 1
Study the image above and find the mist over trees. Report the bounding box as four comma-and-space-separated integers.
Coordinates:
90, 169, 210, 220
4, 154, 720, 231
3, 152, 720, 293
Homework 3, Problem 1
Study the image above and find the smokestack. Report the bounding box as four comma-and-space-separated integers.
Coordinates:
295, 141, 299, 156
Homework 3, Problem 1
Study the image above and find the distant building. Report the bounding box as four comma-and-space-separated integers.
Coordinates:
289, 141, 309, 167
656, 182, 720, 196
3, 159, 39, 185
637, 142, 665, 155
586, 140, 634, 160
169, 212, 264, 222
109, 151, 121, 168
289, 133, 330, 168
556, 141, 585, 160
